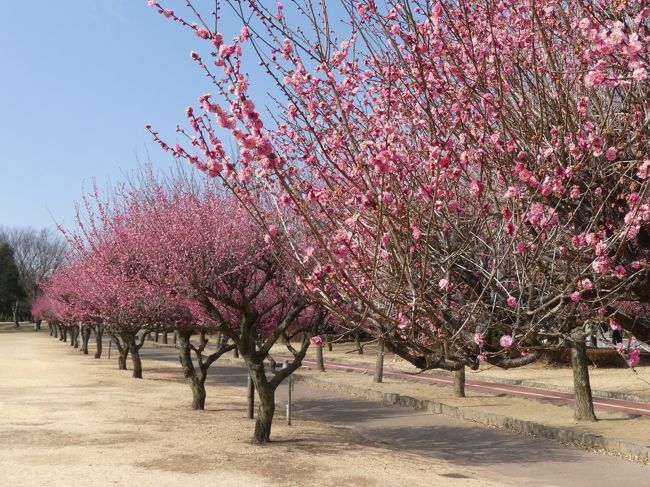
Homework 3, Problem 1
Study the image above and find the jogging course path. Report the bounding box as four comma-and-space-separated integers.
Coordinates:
288, 356, 650, 417
140, 347, 649, 487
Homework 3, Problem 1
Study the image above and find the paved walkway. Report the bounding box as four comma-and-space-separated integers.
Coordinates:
140, 347, 649, 487
290, 356, 650, 416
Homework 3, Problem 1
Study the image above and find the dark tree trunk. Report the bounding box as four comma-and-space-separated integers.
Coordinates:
326, 334, 333, 351
454, 366, 466, 398
570, 333, 597, 422
315, 343, 325, 372
61, 326, 68, 342
113, 335, 129, 370
252, 379, 275, 443
176, 330, 233, 410
94, 325, 103, 359
173, 332, 177, 345
373, 337, 384, 383
354, 330, 363, 354
125, 333, 143, 379
154, 330, 159, 342
52, 323, 58, 338
48, 322, 53, 336
190, 379, 206, 410
13, 301, 19, 328
73, 327, 80, 348
162, 332, 168, 344
177, 331, 206, 410
81, 328, 91, 355
233, 347, 239, 358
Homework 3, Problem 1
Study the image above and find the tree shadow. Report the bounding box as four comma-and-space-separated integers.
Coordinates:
291, 396, 585, 466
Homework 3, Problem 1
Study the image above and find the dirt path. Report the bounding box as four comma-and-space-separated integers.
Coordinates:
0, 330, 501, 487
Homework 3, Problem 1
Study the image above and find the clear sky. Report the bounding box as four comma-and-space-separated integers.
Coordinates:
0, 1, 228, 231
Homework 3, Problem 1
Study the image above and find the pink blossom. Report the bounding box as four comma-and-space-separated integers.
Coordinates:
438, 278, 450, 291
605, 147, 618, 161
570, 291, 581, 302
411, 223, 421, 240
196, 27, 210, 39
499, 335, 513, 349
310, 336, 323, 346
507, 296, 517, 308
474, 333, 485, 347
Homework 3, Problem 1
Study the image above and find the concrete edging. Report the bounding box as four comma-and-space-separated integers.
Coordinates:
293, 374, 650, 465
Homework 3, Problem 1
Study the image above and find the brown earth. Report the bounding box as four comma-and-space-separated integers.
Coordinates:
0, 329, 501, 487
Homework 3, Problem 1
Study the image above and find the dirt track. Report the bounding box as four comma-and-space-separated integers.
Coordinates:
0, 330, 500, 487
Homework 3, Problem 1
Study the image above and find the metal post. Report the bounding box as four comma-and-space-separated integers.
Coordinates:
282, 360, 291, 425
246, 374, 254, 419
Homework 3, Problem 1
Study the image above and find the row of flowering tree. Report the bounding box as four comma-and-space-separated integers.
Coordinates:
146, 0, 649, 421
33, 170, 327, 442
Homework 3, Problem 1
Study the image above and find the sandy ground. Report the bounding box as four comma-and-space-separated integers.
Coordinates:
285, 341, 650, 401
0, 330, 501, 487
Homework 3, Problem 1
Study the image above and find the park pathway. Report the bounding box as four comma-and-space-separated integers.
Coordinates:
140, 347, 649, 487
291, 356, 650, 416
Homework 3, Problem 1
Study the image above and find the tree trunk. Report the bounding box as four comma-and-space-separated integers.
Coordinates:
81, 328, 91, 355
454, 366, 466, 398
177, 330, 207, 410
315, 343, 325, 372
173, 331, 177, 345
570, 334, 597, 422
246, 361, 276, 443
94, 325, 103, 359
233, 347, 239, 358
190, 379, 206, 410
125, 333, 143, 379
326, 334, 333, 351
162, 331, 168, 344
61, 326, 67, 342
373, 337, 384, 383
154, 330, 159, 342
13, 301, 19, 328
355, 331, 363, 354
252, 383, 275, 443
113, 336, 129, 370
52, 323, 58, 338
73, 327, 80, 348
48, 322, 53, 336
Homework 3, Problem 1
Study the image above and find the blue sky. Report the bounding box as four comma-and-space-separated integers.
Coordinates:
0, 1, 228, 231
0, 1, 352, 232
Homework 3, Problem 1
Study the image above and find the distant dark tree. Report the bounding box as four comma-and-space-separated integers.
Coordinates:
0, 243, 26, 325
0, 227, 67, 325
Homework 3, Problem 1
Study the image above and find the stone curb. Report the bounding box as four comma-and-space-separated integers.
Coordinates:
292, 374, 650, 465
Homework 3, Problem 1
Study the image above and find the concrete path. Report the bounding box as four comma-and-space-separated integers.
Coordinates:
289, 356, 650, 416
140, 347, 649, 487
